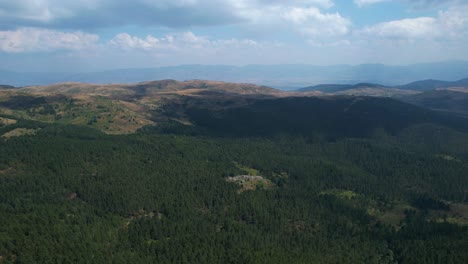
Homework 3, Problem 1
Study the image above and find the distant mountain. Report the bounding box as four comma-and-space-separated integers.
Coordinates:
297, 84, 352, 93
22, 79, 280, 97
0, 84, 15, 89
334, 87, 419, 97
396, 77, 468, 91
395, 79, 452, 91
298, 76, 468, 96
453, 77, 468, 87
297, 82, 418, 97
298, 83, 387, 93
2, 61, 468, 88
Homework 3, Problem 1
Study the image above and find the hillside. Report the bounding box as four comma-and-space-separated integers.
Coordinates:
453, 77, 468, 87
297, 84, 354, 93
297, 77, 468, 97
1, 80, 468, 263
400, 90, 468, 116
396, 77, 468, 91
22, 79, 280, 96
297, 83, 389, 93
297, 83, 419, 97
0, 80, 281, 134
0, 85, 15, 90
395, 79, 452, 91
334, 87, 418, 97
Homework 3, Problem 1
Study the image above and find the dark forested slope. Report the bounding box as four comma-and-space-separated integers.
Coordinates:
400, 90, 468, 117
1, 95, 468, 263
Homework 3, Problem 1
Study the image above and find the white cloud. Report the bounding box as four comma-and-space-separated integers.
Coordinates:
283, 7, 323, 24
0, 0, 337, 30
0, 0, 100, 23
360, 17, 438, 38
1, 0, 467, 68
354, 0, 464, 9
405, 0, 463, 9
0, 0, 350, 46
109, 34, 163, 51
0, 1, 346, 30
109, 32, 260, 52
282, 7, 351, 38
0, 27, 99, 53
359, 6, 468, 40
249, 0, 335, 9
354, 0, 389, 7
0, 0, 244, 29
438, 6, 468, 37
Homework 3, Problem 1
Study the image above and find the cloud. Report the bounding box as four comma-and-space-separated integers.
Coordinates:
354, 0, 389, 7
1, 0, 467, 70
354, 0, 464, 8
0, 0, 352, 46
0, 27, 261, 54
360, 17, 438, 38
437, 7, 468, 37
0, 0, 341, 30
359, 6, 468, 40
103, 31, 274, 67
282, 7, 351, 38
252, 0, 335, 9
405, 0, 463, 9
0, 0, 244, 29
109, 34, 163, 51
0, 27, 99, 53
109, 32, 260, 52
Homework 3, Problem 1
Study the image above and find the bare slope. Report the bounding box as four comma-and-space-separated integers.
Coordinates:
0, 80, 282, 134
23, 80, 280, 96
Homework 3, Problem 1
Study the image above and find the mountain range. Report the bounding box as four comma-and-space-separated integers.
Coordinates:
2, 77, 468, 136
2, 76, 468, 262
297, 78, 468, 93
3, 61, 468, 88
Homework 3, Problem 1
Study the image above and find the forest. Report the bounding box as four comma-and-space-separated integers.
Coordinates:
1, 95, 468, 263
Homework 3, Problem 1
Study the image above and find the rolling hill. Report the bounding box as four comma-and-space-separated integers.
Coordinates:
3, 78, 468, 135
297, 83, 418, 97
0, 80, 282, 134
0, 85, 15, 90
399, 90, 468, 116
297, 83, 388, 93
1, 78, 468, 263
22, 79, 280, 96
396, 78, 468, 91
296, 77, 468, 97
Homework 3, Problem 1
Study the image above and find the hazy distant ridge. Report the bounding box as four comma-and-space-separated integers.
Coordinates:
298, 77, 468, 93
2, 61, 468, 89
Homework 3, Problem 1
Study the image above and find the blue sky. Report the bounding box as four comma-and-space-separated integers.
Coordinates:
0, 0, 467, 72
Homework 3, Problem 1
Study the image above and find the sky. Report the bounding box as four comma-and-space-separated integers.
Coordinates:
0, 0, 467, 72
